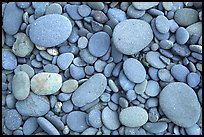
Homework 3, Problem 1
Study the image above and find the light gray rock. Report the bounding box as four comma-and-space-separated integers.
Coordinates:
187, 72, 200, 88
2, 49, 17, 70
23, 117, 38, 135
57, 53, 74, 70
146, 51, 166, 69
143, 122, 168, 134
132, 2, 159, 10
176, 27, 189, 44
155, 15, 170, 34
107, 8, 127, 22
119, 71, 135, 91
88, 109, 102, 128
70, 64, 85, 80
145, 80, 161, 97
61, 79, 78, 93
185, 124, 201, 135
170, 64, 190, 82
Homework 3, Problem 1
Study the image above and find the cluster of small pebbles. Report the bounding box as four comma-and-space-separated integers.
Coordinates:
2, 2, 202, 135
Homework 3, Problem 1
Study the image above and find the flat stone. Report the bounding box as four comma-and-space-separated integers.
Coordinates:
113, 19, 153, 55
185, 124, 201, 135
134, 79, 147, 94
45, 3, 62, 15
87, 2, 104, 10
23, 117, 38, 135
158, 69, 174, 82
155, 15, 170, 34
72, 73, 107, 107
176, 27, 189, 44
102, 106, 120, 130
29, 14, 72, 47
3, 2, 23, 35
80, 49, 97, 64
88, 109, 102, 128
66, 111, 88, 132
162, 2, 173, 11
171, 43, 191, 57
123, 58, 146, 83
170, 64, 190, 82
119, 71, 135, 91
70, 64, 86, 80
78, 4, 91, 17
159, 82, 201, 128
145, 80, 161, 97
12, 71, 30, 100
186, 22, 202, 37
159, 40, 174, 50
43, 64, 59, 73
107, 8, 127, 22
187, 72, 200, 88
2, 49, 17, 70
16, 2, 31, 9
146, 51, 166, 69
132, 2, 159, 10
57, 53, 74, 70
81, 127, 98, 135
65, 4, 82, 20
92, 10, 108, 24
119, 106, 148, 127
88, 32, 110, 57
143, 122, 168, 134
61, 79, 78, 93
127, 5, 145, 19
62, 100, 73, 113
31, 72, 62, 95
16, 92, 50, 116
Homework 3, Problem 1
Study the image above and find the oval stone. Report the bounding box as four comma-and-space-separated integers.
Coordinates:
61, 79, 78, 93
113, 19, 153, 55
29, 14, 72, 47
170, 64, 190, 82
132, 2, 159, 10
31, 72, 62, 95
119, 106, 148, 127
159, 82, 201, 127
2, 49, 17, 70
57, 53, 74, 70
176, 27, 189, 45
71, 73, 107, 107
12, 71, 30, 100
123, 58, 146, 83
143, 122, 168, 134
16, 92, 50, 116
155, 15, 170, 34
146, 51, 166, 69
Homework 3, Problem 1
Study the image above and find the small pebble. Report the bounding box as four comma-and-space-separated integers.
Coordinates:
57, 53, 74, 70
187, 72, 200, 88
176, 27, 190, 44
61, 79, 78, 93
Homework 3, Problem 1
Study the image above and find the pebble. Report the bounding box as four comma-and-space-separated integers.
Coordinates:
12, 71, 30, 100
169, 19, 179, 33
78, 4, 91, 17
82, 127, 98, 135
148, 67, 159, 81
85, 66, 95, 75
31, 72, 62, 95
119, 97, 129, 108
119, 71, 135, 91
87, 2, 104, 10
102, 106, 120, 130
170, 64, 190, 82
189, 45, 202, 53
143, 122, 168, 134
3, 2, 23, 35
155, 15, 169, 34
78, 36, 88, 49
88, 109, 102, 128
132, 2, 159, 10
57, 93, 71, 102
70, 64, 85, 80
13, 130, 23, 135
16, 2, 31, 9
159, 40, 174, 50
185, 124, 201, 135
158, 69, 174, 82
61, 79, 78, 93
148, 107, 159, 122
126, 90, 137, 102
100, 92, 111, 102
92, 10, 108, 24
23, 117, 38, 135
186, 22, 202, 37
146, 51, 166, 69
145, 80, 161, 97
45, 115, 64, 131
5, 94, 16, 109
66, 111, 88, 132
72, 73, 107, 107
45, 3, 62, 15
159, 82, 201, 127
113, 19, 153, 55
103, 63, 115, 77
43, 64, 59, 73
65, 4, 82, 20
37, 117, 60, 135
176, 27, 189, 44
62, 100, 73, 113
88, 32, 110, 57
57, 53, 74, 70
187, 72, 200, 88
174, 8, 198, 26
108, 8, 127, 22
134, 79, 147, 94
119, 106, 148, 127
162, 2, 173, 11
127, 5, 145, 19
29, 14, 72, 47
80, 49, 97, 64
2, 49, 17, 70
16, 92, 50, 116
123, 58, 146, 83
171, 43, 191, 57
108, 79, 119, 93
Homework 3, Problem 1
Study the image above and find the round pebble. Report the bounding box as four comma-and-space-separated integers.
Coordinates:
127, 5, 145, 19
170, 64, 190, 82
155, 15, 170, 34
4, 109, 22, 130
158, 69, 174, 82
61, 79, 78, 93
57, 53, 74, 70
159, 82, 201, 128
187, 72, 200, 88
146, 51, 166, 69
78, 5, 91, 17
185, 124, 201, 135
143, 122, 168, 134
45, 3, 62, 15
145, 80, 161, 97
70, 64, 86, 80
2, 49, 17, 70
119, 71, 135, 91
132, 2, 159, 10
113, 19, 153, 55
176, 27, 189, 44
88, 109, 102, 128
107, 8, 127, 22
65, 4, 82, 20
23, 117, 38, 135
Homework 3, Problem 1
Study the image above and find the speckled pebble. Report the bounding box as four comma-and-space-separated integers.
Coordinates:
78, 4, 91, 17
45, 3, 62, 15
88, 109, 102, 128
155, 15, 170, 34
187, 72, 200, 88
61, 79, 78, 93
23, 117, 38, 135
2, 49, 17, 70
57, 53, 74, 70
145, 80, 161, 97
170, 64, 190, 82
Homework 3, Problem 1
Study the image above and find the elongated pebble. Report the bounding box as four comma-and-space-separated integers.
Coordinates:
5, 109, 22, 131
23, 117, 38, 135
143, 122, 168, 134
61, 79, 78, 93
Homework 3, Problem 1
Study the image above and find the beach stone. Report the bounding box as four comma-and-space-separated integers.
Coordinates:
159, 82, 201, 127
119, 71, 135, 91
185, 124, 201, 135
155, 15, 170, 34
88, 109, 102, 128
4, 109, 22, 131
107, 8, 126, 22
61, 79, 78, 93
145, 80, 161, 97
23, 117, 38, 135
62, 100, 73, 113
92, 10, 108, 24
2, 49, 17, 70
176, 27, 189, 44
119, 106, 148, 127
134, 79, 147, 95
65, 4, 82, 20
45, 3, 62, 15
29, 14, 72, 47
162, 2, 173, 11
126, 90, 137, 102
81, 127, 98, 135
80, 49, 97, 64
123, 58, 146, 83
132, 2, 159, 10
78, 4, 91, 17
5, 94, 17, 109
70, 64, 85, 80
174, 8, 198, 26
72, 73, 107, 107
159, 40, 174, 49
171, 43, 191, 57
31, 72, 62, 95
113, 19, 153, 55
189, 45, 202, 54
102, 106, 120, 130
158, 69, 174, 82
127, 5, 145, 19
186, 22, 202, 37
88, 32, 110, 57
66, 111, 88, 132
12, 71, 30, 100
146, 51, 166, 69
148, 67, 159, 81
170, 64, 190, 82
3, 2, 23, 35
87, 2, 104, 10
16, 92, 50, 116
143, 122, 168, 134
16, 2, 31, 9
187, 72, 200, 88
12, 33, 34, 57
43, 64, 59, 73
57, 53, 74, 70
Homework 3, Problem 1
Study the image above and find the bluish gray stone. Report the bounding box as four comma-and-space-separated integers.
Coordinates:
57, 93, 71, 102
148, 107, 159, 122
159, 40, 174, 49
176, 27, 189, 44
155, 15, 170, 34
170, 64, 190, 82
45, 3, 62, 15
87, 2, 104, 10
65, 4, 82, 20
127, 5, 145, 18
92, 10, 108, 24
158, 69, 174, 82
57, 53, 74, 70
45, 115, 64, 131
126, 90, 137, 102
16, 2, 31, 9
80, 49, 97, 64
43, 64, 59, 73
88, 109, 102, 128
146, 51, 166, 69
62, 100, 73, 113
70, 64, 85, 80
119, 71, 135, 91
5, 94, 17, 109
171, 43, 191, 57
2, 49, 17, 70
132, 2, 159, 10
78, 4, 91, 17
148, 67, 159, 81
23, 117, 38, 135
143, 122, 168, 134
81, 127, 98, 135
185, 124, 201, 135
145, 80, 161, 97
187, 72, 200, 88
107, 8, 126, 22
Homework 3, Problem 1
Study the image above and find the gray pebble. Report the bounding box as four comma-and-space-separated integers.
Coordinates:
126, 90, 137, 102
80, 49, 97, 64
5, 94, 17, 109
143, 122, 168, 134
176, 27, 189, 44
119, 97, 129, 108
132, 2, 159, 10
61, 79, 78, 93
108, 79, 119, 93
62, 100, 73, 113
104, 62, 115, 77
43, 64, 59, 73
191, 52, 202, 60
145, 98, 158, 108
127, 5, 145, 19
119, 70, 135, 91
170, 64, 190, 82
57, 53, 74, 70
2, 49, 17, 70
186, 22, 202, 37
23, 117, 38, 135
189, 45, 202, 53
159, 40, 174, 50
78, 4, 91, 17
45, 3, 62, 15
155, 15, 170, 34
85, 65, 95, 75
171, 43, 191, 57
77, 36, 88, 49
5, 109, 22, 131
88, 109, 102, 128
148, 8, 164, 16
100, 92, 111, 102
158, 69, 174, 82
13, 129, 23, 135
31, 59, 42, 68
148, 67, 159, 81
148, 107, 159, 122
65, 4, 82, 20
70, 64, 85, 80
185, 124, 201, 135
134, 79, 147, 95
57, 93, 71, 102
16, 2, 31, 9
39, 51, 53, 61
187, 72, 200, 88
87, 2, 104, 10
169, 19, 179, 33
82, 127, 98, 135
45, 115, 64, 131
92, 10, 108, 23
145, 80, 160, 97
146, 51, 166, 69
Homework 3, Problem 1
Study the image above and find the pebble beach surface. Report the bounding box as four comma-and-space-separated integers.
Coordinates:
2, 2, 202, 135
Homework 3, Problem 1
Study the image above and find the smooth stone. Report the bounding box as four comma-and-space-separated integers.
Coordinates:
16, 2, 31, 9
159, 40, 174, 49
103, 63, 115, 77
132, 2, 159, 10
162, 2, 173, 11
155, 15, 170, 34
185, 124, 201, 135
169, 19, 179, 33
148, 107, 159, 122
2, 30, 5, 46
29, 14, 72, 47
145, 80, 161, 97
3, 2, 23, 35
92, 10, 108, 24
5, 94, 17, 109
12, 71, 30, 100
176, 27, 189, 44
19, 64, 34, 78
119, 97, 129, 108
170, 64, 190, 82
70, 64, 85, 80
16, 92, 50, 116
187, 72, 200, 88
174, 8, 198, 26
119, 106, 148, 127
23, 117, 38, 135
13, 130, 23, 135
78, 37, 88, 49
143, 122, 168, 134
107, 8, 126, 22
80, 49, 97, 64
158, 69, 174, 82
186, 22, 202, 37
37, 117, 60, 135
65, 4, 82, 20
113, 19, 153, 55
159, 82, 201, 128
171, 43, 191, 57
2, 49, 17, 70
148, 67, 159, 81
62, 100, 73, 113
45, 3, 62, 15
61, 79, 78, 93
126, 89, 137, 102
66, 111, 88, 132
189, 45, 202, 53
81, 127, 98, 135
72, 73, 107, 107
43, 64, 59, 73
87, 2, 105, 10
57, 53, 74, 70
111, 43, 123, 63
31, 72, 62, 95
45, 115, 64, 131
5, 109, 22, 131
88, 109, 102, 128
78, 4, 91, 17
119, 71, 135, 91
88, 32, 110, 57
127, 5, 145, 19
108, 79, 119, 93
32, 2, 49, 18
85, 66, 95, 75
123, 58, 146, 83
57, 93, 71, 102
100, 92, 111, 102
102, 106, 120, 130
146, 51, 166, 69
